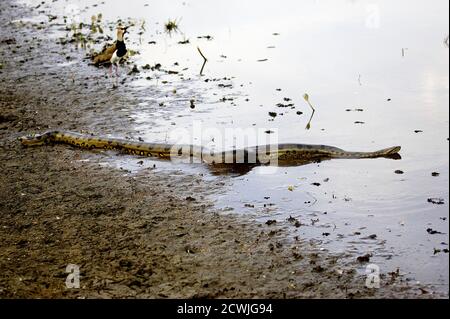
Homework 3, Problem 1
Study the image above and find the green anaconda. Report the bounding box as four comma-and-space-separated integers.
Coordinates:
19, 131, 401, 165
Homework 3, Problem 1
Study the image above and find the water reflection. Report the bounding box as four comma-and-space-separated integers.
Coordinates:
209, 152, 401, 176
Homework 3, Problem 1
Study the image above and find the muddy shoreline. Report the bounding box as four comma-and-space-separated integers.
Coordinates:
0, 0, 445, 298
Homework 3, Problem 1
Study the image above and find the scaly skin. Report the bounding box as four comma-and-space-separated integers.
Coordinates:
19, 131, 402, 165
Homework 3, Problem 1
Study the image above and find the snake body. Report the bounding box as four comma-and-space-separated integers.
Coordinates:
19, 131, 401, 165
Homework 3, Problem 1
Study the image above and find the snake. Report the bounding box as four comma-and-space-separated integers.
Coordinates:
19, 131, 401, 166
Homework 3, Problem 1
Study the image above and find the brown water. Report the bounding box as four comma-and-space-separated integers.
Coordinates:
21, 0, 449, 292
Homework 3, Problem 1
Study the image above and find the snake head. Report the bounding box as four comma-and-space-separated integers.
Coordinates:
18, 133, 47, 146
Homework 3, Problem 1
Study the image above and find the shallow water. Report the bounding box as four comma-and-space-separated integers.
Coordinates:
21, 0, 449, 291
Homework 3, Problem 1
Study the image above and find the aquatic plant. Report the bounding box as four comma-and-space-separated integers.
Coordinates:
90, 14, 104, 34
197, 47, 207, 76
164, 18, 181, 35
303, 94, 316, 130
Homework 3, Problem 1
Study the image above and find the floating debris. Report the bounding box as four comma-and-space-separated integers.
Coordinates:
1, 38, 16, 45
303, 94, 316, 130
287, 216, 296, 223
128, 64, 140, 75
427, 228, 445, 235
357, 254, 372, 263
197, 47, 208, 76
276, 103, 294, 108
388, 268, 401, 281
164, 18, 181, 36
198, 35, 213, 40
266, 220, 277, 226
431, 172, 440, 177
433, 248, 449, 255
313, 265, 325, 273
362, 234, 378, 240
303, 94, 315, 112
428, 198, 445, 205
292, 252, 303, 260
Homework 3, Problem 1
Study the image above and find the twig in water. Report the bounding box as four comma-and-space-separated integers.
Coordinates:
197, 47, 208, 76
305, 110, 316, 130
303, 93, 315, 112
303, 93, 316, 130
